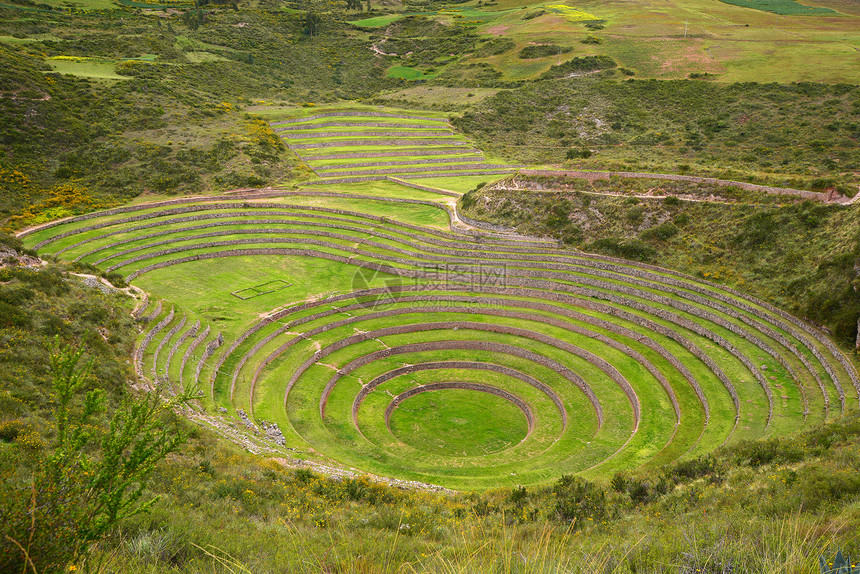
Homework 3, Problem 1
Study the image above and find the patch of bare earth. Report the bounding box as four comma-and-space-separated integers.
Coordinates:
485, 24, 510, 35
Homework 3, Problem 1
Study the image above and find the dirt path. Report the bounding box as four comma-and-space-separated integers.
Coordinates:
519, 169, 854, 204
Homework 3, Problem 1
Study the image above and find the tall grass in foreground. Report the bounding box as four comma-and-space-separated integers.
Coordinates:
88, 511, 850, 573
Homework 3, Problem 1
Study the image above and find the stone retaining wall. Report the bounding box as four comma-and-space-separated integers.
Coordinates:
197, 331, 223, 391
386, 178, 461, 198
356, 362, 553, 431
382, 381, 536, 433
276, 121, 446, 131
318, 163, 509, 178
309, 336, 599, 425
288, 138, 465, 150
111, 226, 808, 409
303, 148, 475, 161
180, 325, 210, 385
135, 306, 174, 379
166, 319, 200, 380
283, 130, 453, 139
124, 242, 801, 425
117, 232, 820, 420
519, 170, 830, 202
152, 314, 186, 379
37, 192, 549, 252
22, 190, 297, 240
232, 290, 701, 423
314, 158, 483, 172
142, 300, 162, 324
457, 210, 520, 234
131, 291, 149, 319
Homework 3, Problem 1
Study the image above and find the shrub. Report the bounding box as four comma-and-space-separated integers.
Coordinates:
460, 189, 478, 210
610, 472, 628, 493
624, 205, 645, 224
674, 213, 690, 226
553, 475, 607, 526
588, 238, 655, 262
522, 9, 545, 20
0, 343, 190, 572
566, 147, 592, 159
510, 485, 528, 505
666, 455, 721, 483
796, 467, 860, 512
641, 222, 679, 241
518, 44, 572, 59
540, 55, 616, 79
731, 438, 805, 467
733, 211, 777, 248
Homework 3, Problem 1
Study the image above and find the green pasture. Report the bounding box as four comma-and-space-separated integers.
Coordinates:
36, 0, 117, 9
134, 255, 389, 343
717, 0, 835, 15
302, 181, 455, 202
348, 14, 403, 28
387, 389, 529, 457
373, 86, 503, 107
46, 58, 129, 80
453, 0, 859, 83
274, 116, 448, 127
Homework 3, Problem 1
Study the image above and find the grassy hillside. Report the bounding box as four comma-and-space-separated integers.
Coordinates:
452, 79, 860, 195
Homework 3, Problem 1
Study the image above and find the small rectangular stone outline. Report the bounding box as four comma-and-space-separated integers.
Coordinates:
231, 279, 293, 300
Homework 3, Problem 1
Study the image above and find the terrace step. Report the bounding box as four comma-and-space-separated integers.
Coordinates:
270, 111, 447, 125
152, 313, 187, 381
288, 138, 466, 149
301, 148, 480, 161
386, 178, 461, 197
165, 318, 201, 388
281, 130, 454, 139
312, 156, 489, 171
315, 164, 524, 178
275, 121, 448, 131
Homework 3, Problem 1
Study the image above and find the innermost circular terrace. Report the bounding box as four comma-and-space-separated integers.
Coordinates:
385, 384, 533, 457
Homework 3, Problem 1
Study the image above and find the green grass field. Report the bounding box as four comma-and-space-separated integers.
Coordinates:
46, 58, 129, 80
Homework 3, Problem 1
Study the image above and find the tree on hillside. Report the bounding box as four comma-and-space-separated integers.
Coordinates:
0, 343, 192, 572
182, 7, 206, 30
303, 10, 322, 36
345, 0, 361, 10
